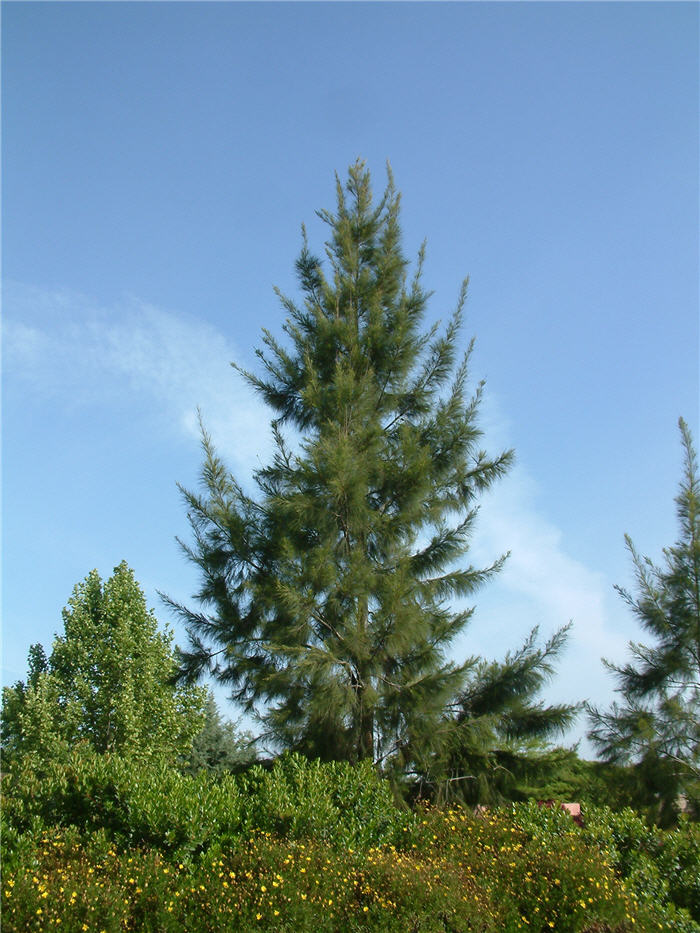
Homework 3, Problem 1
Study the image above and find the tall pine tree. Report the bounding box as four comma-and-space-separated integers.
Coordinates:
588, 418, 700, 818
168, 162, 514, 769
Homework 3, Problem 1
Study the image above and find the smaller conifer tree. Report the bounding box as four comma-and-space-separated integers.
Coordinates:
182, 693, 257, 773
588, 418, 700, 818
166, 161, 576, 781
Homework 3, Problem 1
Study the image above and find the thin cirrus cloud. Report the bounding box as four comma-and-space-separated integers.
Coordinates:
3, 280, 273, 478
453, 396, 632, 739
468, 466, 631, 705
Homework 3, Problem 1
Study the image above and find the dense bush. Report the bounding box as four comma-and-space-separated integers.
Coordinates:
1, 749, 406, 861
3, 753, 699, 931
237, 753, 402, 849
1, 749, 246, 859
2, 810, 683, 933
580, 805, 700, 924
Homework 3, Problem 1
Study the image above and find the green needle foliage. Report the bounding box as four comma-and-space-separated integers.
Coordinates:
168, 160, 515, 771
181, 692, 257, 774
412, 623, 579, 804
588, 418, 700, 820
1, 561, 207, 767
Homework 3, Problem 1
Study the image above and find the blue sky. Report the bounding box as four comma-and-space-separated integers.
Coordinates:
3, 2, 698, 753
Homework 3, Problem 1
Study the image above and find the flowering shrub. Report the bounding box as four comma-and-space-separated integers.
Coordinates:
2, 754, 699, 931
579, 805, 700, 925
5, 807, 696, 931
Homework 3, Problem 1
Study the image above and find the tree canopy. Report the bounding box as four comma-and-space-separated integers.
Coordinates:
181, 692, 257, 774
411, 623, 578, 804
168, 161, 575, 778
2, 561, 208, 766
588, 418, 700, 818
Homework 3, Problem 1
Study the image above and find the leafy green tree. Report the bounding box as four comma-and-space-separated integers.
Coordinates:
168, 160, 517, 770
588, 418, 700, 820
2, 562, 207, 766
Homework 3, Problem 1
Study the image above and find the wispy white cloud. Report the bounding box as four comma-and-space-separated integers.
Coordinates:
3, 281, 273, 479
459, 393, 633, 751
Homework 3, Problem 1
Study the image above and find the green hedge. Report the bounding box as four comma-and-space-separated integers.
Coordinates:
2, 751, 699, 931
1, 749, 405, 861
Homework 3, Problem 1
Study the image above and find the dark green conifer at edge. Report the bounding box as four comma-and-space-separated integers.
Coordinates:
587, 418, 700, 821
167, 161, 573, 782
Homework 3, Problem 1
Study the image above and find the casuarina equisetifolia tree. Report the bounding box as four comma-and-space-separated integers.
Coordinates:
167, 161, 515, 771
588, 418, 700, 819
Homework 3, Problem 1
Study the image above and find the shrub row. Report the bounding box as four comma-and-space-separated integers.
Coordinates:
2, 751, 698, 931
1, 749, 404, 862
3, 810, 690, 932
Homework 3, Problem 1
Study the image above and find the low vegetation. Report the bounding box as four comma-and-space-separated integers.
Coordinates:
2, 752, 698, 932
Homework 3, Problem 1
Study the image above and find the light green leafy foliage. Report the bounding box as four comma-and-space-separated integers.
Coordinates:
1, 561, 208, 767
236, 753, 400, 850
1, 748, 245, 860
1, 750, 404, 863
